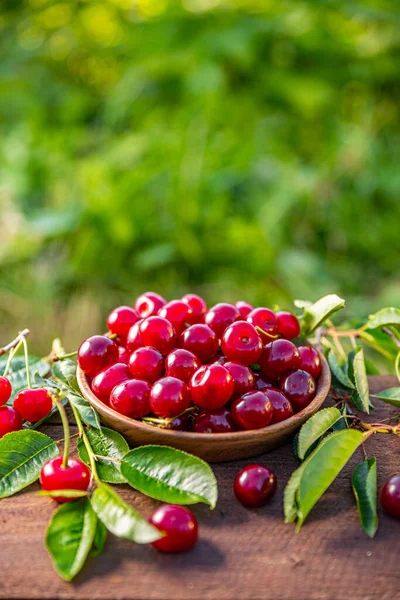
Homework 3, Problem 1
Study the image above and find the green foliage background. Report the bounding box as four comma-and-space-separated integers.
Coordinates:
0, 0, 399, 352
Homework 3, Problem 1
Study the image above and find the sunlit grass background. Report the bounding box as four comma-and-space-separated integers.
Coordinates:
0, 0, 399, 354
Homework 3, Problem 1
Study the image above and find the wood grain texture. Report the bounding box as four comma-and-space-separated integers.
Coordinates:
76, 351, 331, 462
1, 376, 399, 600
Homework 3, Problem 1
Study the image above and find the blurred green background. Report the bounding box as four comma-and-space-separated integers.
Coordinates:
0, 0, 399, 353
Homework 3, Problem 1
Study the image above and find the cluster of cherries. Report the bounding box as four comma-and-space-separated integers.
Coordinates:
0, 377, 53, 438
78, 292, 322, 433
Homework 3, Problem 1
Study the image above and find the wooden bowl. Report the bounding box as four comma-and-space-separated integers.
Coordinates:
77, 352, 331, 463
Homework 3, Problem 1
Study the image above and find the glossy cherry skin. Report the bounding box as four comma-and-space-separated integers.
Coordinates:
167, 412, 192, 431
221, 321, 263, 366
78, 335, 119, 377
254, 373, 276, 391
140, 316, 176, 355
193, 408, 237, 433
158, 300, 192, 335
380, 476, 400, 519
165, 349, 201, 384
0, 406, 23, 438
129, 346, 164, 383
205, 303, 241, 339
260, 339, 301, 379
234, 464, 277, 508
181, 294, 207, 324
92, 363, 131, 403
0, 376, 12, 406
149, 505, 198, 553
126, 319, 144, 352
231, 390, 273, 430
280, 369, 316, 412
298, 346, 322, 379
14, 388, 53, 422
134, 292, 166, 318
264, 388, 294, 423
149, 377, 191, 418
247, 308, 278, 342
179, 324, 219, 364
189, 364, 234, 409
110, 379, 151, 418
224, 361, 255, 398
235, 301, 254, 319
107, 306, 139, 340
117, 346, 130, 365
276, 311, 300, 340
39, 456, 91, 503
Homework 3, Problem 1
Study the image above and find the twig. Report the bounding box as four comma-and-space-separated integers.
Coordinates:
0, 329, 30, 357
382, 327, 400, 350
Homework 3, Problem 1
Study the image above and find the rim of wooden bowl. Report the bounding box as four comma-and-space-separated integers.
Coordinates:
76, 349, 331, 443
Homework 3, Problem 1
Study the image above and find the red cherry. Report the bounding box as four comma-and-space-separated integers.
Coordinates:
129, 347, 164, 383
189, 364, 234, 409
78, 335, 118, 376
107, 306, 139, 339
110, 379, 151, 418
380, 476, 400, 519
165, 349, 200, 383
149, 377, 191, 418
92, 363, 131, 403
280, 369, 316, 412
117, 346, 130, 365
235, 301, 254, 319
264, 388, 294, 423
0, 376, 12, 406
234, 464, 277, 507
221, 321, 262, 365
193, 408, 237, 433
231, 390, 273, 430
205, 303, 241, 338
140, 316, 176, 355
298, 346, 322, 379
166, 412, 192, 431
260, 339, 301, 379
158, 300, 192, 335
276, 311, 300, 340
126, 319, 144, 352
181, 293, 207, 324
224, 361, 255, 398
149, 505, 198, 553
247, 308, 278, 342
254, 373, 276, 391
134, 292, 166, 318
14, 388, 53, 422
0, 406, 22, 438
40, 456, 91, 503
179, 324, 219, 364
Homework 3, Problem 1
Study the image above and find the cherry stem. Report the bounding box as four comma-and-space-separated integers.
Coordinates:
382, 327, 400, 350
93, 454, 120, 464
53, 350, 78, 362
70, 403, 100, 483
53, 396, 70, 468
142, 406, 196, 428
55, 432, 80, 445
3, 339, 23, 377
21, 336, 32, 389
255, 326, 279, 340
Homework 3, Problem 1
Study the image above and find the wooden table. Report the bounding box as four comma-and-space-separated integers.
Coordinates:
2, 376, 399, 600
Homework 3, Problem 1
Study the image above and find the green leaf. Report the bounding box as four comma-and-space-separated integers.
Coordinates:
297, 408, 342, 460
328, 350, 355, 390
284, 463, 306, 523
78, 426, 129, 484
52, 359, 79, 392
372, 387, 400, 407
352, 458, 378, 538
121, 445, 218, 509
331, 404, 350, 431
0, 357, 50, 402
67, 392, 101, 429
348, 347, 370, 414
0, 430, 58, 498
46, 498, 97, 581
395, 351, 400, 383
293, 299, 313, 309
90, 520, 107, 558
301, 294, 345, 336
90, 483, 161, 543
366, 307, 400, 330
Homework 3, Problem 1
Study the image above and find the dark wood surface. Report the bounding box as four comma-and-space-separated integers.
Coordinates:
1, 376, 400, 600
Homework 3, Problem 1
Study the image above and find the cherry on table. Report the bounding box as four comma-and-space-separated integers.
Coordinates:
14, 388, 53, 422
149, 376, 191, 418
298, 346, 322, 379
134, 292, 166, 319
231, 390, 273, 430
165, 349, 200, 384
247, 307, 278, 342
380, 475, 400, 519
280, 369, 316, 412
0, 376, 12, 406
193, 408, 237, 433
221, 321, 263, 365
205, 303, 241, 339
276, 311, 300, 340
189, 364, 234, 410
235, 301, 254, 319
78, 335, 119, 377
140, 316, 176, 355
129, 346, 164, 382
179, 324, 219, 364
260, 339, 301, 379
159, 300, 192, 335
107, 306, 139, 340
224, 361, 255, 398
149, 505, 198, 553
110, 379, 151, 418
181, 293, 207, 324
92, 362, 131, 404
264, 388, 294, 423
0, 406, 23, 438
39, 456, 91, 503
234, 464, 277, 508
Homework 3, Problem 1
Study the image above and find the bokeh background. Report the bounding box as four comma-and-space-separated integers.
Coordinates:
1, 0, 399, 354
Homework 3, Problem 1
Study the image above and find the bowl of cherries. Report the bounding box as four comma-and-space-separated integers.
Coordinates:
76, 293, 331, 462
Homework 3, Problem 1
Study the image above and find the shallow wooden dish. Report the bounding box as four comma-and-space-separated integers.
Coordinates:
77, 352, 331, 463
